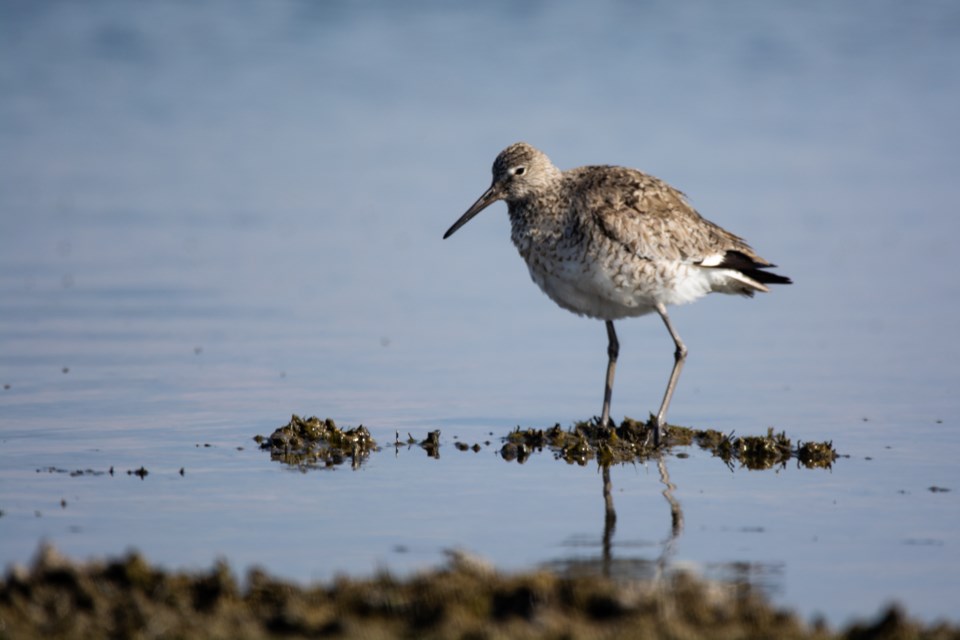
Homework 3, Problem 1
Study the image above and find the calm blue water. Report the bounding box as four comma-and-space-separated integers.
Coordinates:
2, 0, 959, 627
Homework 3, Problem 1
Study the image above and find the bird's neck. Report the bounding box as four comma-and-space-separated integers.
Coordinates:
507, 191, 565, 257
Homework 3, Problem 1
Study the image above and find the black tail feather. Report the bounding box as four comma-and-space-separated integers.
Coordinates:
713, 250, 792, 286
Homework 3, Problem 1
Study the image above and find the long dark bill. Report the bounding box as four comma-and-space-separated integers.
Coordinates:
442, 184, 501, 239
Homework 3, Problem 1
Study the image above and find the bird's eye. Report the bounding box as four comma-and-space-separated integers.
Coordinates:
514, 166, 526, 176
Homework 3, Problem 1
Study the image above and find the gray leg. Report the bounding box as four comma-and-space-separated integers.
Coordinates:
600, 320, 619, 429
653, 302, 687, 446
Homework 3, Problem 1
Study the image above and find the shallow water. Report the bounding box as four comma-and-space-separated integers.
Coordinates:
2, 0, 959, 627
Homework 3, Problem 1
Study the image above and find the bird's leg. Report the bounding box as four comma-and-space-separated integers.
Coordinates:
600, 320, 619, 430
653, 303, 687, 446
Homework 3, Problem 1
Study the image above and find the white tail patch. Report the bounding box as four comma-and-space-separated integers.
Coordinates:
698, 253, 726, 267
708, 269, 770, 296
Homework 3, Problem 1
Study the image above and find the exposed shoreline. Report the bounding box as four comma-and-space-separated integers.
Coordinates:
2, 544, 957, 640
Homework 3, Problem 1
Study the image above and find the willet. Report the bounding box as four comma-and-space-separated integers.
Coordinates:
443, 142, 791, 445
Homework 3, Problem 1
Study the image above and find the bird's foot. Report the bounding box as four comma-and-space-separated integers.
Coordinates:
645, 415, 667, 448
592, 416, 619, 444
596, 414, 617, 431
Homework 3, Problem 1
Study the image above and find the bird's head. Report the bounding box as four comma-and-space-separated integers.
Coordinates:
443, 142, 560, 239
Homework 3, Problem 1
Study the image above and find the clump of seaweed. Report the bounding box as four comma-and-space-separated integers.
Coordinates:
254, 415, 377, 471
734, 428, 794, 470
420, 430, 441, 458
501, 418, 838, 470
255, 414, 838, 472
796, 439, 839, 469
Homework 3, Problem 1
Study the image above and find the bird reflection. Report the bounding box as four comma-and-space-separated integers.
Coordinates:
598, 455, 683, 580
654, 456, 683, 581
601, 464, 617, 577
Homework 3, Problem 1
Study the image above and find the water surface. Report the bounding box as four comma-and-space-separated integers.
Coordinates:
1, 1, 959, 626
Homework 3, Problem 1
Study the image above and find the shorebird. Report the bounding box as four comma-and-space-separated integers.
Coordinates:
443, 142, 791, 445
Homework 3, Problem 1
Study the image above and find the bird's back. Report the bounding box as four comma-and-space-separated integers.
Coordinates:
507, 163, 789, 320
563, 164, 762, 265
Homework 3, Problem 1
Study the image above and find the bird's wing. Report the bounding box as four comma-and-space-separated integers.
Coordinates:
571, 165, 769, 265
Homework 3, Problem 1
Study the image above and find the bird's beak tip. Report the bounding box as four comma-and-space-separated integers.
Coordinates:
443, 185, 500, 240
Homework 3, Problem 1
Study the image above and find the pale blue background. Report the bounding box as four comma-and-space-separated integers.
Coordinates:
2, 0, 958, 626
